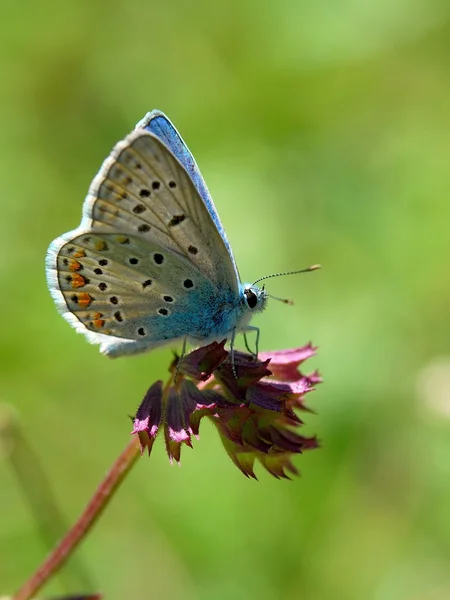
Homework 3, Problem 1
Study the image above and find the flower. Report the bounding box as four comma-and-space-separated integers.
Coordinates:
132, 341, 321, 479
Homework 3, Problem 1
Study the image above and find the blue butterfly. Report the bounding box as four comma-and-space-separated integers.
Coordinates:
46, 111, 271, 358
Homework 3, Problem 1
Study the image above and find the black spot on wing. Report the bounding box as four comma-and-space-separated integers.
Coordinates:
168, 214, 186, 227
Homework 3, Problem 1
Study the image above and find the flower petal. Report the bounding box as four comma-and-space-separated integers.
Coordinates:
259, 344, 318, 381
215, 353, 272, 400
132, 381, 163, 455
178, 340, 228, 380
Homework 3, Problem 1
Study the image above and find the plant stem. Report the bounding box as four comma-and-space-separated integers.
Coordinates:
13, 437, 141, 600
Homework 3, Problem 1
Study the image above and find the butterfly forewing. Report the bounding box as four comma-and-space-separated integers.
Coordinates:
84, 131, 238, 295
137, 110, 240, 281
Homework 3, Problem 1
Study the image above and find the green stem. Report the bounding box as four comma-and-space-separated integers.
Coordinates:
13, 437, 141, 600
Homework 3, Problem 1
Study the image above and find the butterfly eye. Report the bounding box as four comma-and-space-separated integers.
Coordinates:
244, 288, 258, 309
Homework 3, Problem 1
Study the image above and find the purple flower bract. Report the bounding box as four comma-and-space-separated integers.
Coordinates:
132, 341, 321, 479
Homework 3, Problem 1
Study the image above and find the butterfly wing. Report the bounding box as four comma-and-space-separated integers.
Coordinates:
46, 126, 242, 356
136, 110, 240, 279
47, 231, 227, 356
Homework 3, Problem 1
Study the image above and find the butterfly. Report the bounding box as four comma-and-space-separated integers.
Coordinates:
45, 110, 274, 358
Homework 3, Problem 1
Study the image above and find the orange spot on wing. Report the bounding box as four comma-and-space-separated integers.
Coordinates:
78, 293, 93, 307
95, 240, 108, 251
93, 319, 105, 328
69, 260, 82, 272
71, 274, 87, 288
73, 249, 86, 258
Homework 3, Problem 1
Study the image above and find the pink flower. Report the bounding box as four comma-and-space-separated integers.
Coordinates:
132, 341, 321, 479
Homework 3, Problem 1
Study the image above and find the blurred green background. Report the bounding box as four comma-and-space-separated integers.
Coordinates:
1, 1, 450, 598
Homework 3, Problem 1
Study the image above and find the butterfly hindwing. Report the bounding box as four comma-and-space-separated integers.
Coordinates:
48, 231, 227, 354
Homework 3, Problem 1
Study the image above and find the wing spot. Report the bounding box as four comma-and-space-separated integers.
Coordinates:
98, 282, 107, 291
78, 293, 94, 307
133, 204, 146, 214
73, 250, 86, 258
183, 279, 194, 289
124, 176, 133, 186
139, 189, 150, 198
138, 224, 150, 233
71, 274, 90, 288
94, 268, 103, 275
67, 246, 75, 254
63, 258, 69, 266
99, 259, 108, 266
163, 295, 174, 303
95, 240, 109, 251
152, 181, 160, 190
71, 294, 78, 304
169, 214, 186, 227
82, 237, 91, 244
129, 257, 139, 265
188, 245, 198, 255
138, 327, 146, 336
135, 163, 142, 169
168, 181, 177, 188
68, 260, 83, 272
142, 279, 152, 288
114, 311, 123, 322
117, 236, 130, 244
93, 315, 105, 328
158, 308, 169, 316
110, 296, 118, 305
153, 253, 164, 265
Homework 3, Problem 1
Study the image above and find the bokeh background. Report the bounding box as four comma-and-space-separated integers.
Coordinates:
1, 1, 450, 598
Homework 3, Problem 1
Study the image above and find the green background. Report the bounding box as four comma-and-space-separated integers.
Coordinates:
1, 1, 450, 598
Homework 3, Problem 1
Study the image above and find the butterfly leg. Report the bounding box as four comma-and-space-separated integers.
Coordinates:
230, 328, 238, 378
174, 336, 188, 383
243, 331, 253, 355
243, 326, 260, 360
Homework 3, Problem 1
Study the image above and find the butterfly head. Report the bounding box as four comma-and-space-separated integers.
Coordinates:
242, 284, 268, 314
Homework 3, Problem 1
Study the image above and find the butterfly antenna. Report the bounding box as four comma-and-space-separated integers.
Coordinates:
252, 264, 321, 287
266, 293, 294, 305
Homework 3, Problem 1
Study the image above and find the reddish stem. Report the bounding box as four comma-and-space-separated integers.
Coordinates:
14, 437, 141, 600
